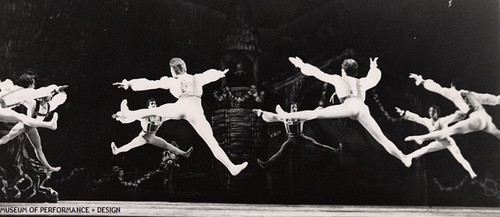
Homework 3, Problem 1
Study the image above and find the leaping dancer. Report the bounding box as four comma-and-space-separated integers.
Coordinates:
112, 58, 248, 176
0, 79, 59, 132
275, 57, 411, 167
0, 74, 66, 173
111, 98, 193, 157
396, 105, 476, 178
253, 103, 339, 168
405, 74, 500, 144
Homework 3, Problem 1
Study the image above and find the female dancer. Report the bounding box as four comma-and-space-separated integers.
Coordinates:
0, 74, 66, 172
253, 103, 338, 168
405, 74, 500, 144
113, 58, 247, 176
397, 105, 476, 178
276, 57, 411, 167
111, 98, 193, 157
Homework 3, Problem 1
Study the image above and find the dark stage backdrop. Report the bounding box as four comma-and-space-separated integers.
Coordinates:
0, 0, 498, 206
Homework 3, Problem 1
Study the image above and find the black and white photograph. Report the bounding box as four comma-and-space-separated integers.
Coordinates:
0, 0, 499, 216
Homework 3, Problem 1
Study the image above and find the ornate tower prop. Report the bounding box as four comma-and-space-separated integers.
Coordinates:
211, 0, 265, 201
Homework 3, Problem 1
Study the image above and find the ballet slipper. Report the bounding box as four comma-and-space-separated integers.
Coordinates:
230, 162, 248, 176
405, 136, 424, 145
256, 159, 268, 169
49, 113, 58, 130
184, 147, 194, 158
111, 142, 118, 155
47, 166, 61, 173
402, 156, 412, 168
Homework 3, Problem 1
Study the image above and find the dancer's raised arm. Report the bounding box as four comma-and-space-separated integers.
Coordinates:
289, 57, 342, 85
195, 69, 228, 86
409, 73, 456, 98
113, 77, 175, 91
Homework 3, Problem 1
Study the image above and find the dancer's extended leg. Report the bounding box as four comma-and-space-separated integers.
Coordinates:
276, 104, 356, 120
302, 135, 339, 153
0, 108, 57, 129
111, 136, 147, 155
0, 122, 26, 145
484, 121, 500, 140
405, 116, 483, 145
257, 138, 292, 168
357, 111, 411, 167
407, 140, 446, 159
446, 139, 477, 178
25, 128, 60, 172
115, 100, 178, 123
186, 113, 247, 176
148, 135, 193, 158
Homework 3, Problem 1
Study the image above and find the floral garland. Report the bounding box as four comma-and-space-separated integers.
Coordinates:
50, 168, 85, 184
113, 150, 179, 188
372, 89, 401, 122
432, 176, 500, 197
213, 85, 265, 103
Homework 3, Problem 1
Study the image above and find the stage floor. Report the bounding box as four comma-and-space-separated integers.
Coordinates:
1, 201, 500, 216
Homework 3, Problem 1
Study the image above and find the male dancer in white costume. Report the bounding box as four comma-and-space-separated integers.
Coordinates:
405, 74, 500, 145
111, 98, 193, 157
276, 57, 411, 167
396, 105, 476, 178
113, 58, 247, 176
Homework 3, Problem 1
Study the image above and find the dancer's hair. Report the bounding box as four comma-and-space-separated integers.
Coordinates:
15, 69, 36, 88
429, 104, 440, 117
147, 98, 157, 107
169, 58, 187, 75
341, 59, 358, 76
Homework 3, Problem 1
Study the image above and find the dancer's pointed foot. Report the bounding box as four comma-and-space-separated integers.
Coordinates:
256, 159, 268, 169
402, 156, 412, 168
184, 147, 194, 158
113, 100, 135, 124
47, 166, 61, 173
470, 172, 478, 179
111, 142, 118, 155
405, 136, 424, 145
230, 162, 248, 176
49, 113, 58, 130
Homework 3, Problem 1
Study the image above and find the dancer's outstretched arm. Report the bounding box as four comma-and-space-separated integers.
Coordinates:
195, 69, 228, 86
360, 57, 382, 90
289, 57, 343, 86
252, 109, 283, 123
2, 85, 66, 108
396, 107, 429, 127
113, 77, 175, 91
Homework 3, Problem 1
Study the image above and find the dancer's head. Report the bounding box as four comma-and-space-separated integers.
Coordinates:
169, 58, 187, 78
428, 105, 440, 120
147, 98, 157, 108
290, 103, 298, 113
341, 59, 358, 76
15, 69, 36, 88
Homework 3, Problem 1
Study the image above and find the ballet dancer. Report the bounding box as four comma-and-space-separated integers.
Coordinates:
112, 57, 248, 176
276, 56, 412, 167
253, 103, 338, 168
0, 74, 67, 172
396, 105, 476, 178
405, 74, 500, 145
0, 79, 59, 130
111, 98, 193, 157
